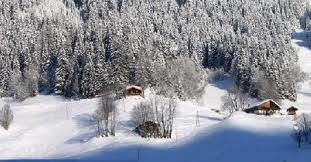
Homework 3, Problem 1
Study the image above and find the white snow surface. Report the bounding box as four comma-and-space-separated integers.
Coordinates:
0, 30, 311, 161
283, 30, 311, 113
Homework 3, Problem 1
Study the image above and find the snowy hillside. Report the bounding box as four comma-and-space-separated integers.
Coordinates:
79, 113, 303, 162
1, 0, 311, 161
283, 30, 311, 113
0, 90, 226, 159
0, 30, 310, 161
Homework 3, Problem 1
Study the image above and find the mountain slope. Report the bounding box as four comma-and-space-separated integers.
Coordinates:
74, 30, 311, 162
0, 30, 311, 162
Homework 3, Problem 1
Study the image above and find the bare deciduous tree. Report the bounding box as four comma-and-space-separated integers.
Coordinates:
293, 127, 303, 148
0, 104, 14, 130
221, 86, 249, 115
9, 66, 39, 101
296, 113, 311, 143
131, 101, 154, 126
156, 97, 176, 138
9, 70, 29, 101
131, 95, 177, 138
94, 94, 117, 137
154, 57, 207, 100
251, 70, 280, 102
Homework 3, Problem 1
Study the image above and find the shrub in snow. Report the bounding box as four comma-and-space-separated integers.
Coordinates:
0, 104, 14, 130
134, 121, 161, 138
131, 101, 154, 126
131, 95, 176, 138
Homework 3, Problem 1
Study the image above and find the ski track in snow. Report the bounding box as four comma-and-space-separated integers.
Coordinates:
0, 30, 311, 161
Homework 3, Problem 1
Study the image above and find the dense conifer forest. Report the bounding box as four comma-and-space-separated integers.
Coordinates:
0, 0, 310, 101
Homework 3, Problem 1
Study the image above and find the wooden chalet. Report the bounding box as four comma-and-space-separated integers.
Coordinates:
244, 99, 281, 116
124, 85, 144, 98
287, 106, 298, 115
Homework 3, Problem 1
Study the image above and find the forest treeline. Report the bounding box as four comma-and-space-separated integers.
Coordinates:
0, 0, 309, 101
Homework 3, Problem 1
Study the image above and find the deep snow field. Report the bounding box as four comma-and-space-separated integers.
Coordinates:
0, 30, 310, 162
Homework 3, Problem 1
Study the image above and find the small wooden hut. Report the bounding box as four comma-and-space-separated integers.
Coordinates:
244, 99, 281, 116
124, 85, 144, 98
287, 106, 298, 115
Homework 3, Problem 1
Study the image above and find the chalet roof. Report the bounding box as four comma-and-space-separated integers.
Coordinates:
256, 99, 282, 109
126, 85, 143, 91
287, 106, 298, 111
244, 99, 282, 112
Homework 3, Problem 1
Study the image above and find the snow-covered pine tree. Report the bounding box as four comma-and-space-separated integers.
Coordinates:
0, 0, 308, 100
81, 49, 96, 98
55, 46, 70, 95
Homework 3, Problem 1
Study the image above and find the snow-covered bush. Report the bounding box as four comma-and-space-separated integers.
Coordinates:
0, 104, 14, 130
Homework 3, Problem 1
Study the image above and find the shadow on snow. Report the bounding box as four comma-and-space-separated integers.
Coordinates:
72, 124, 308, 162
292, 31, 311, 50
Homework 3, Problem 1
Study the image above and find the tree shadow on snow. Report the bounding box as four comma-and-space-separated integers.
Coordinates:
209, 79, 234, 91
118, 120, 136, 128
198, 115, 225, 121
65, 114, 97, 144
0, 160, 123, 162
73, 126, 309, 162
65, 131, 96, 144
72, 113, 96, 128
292, 31, 311, 50
298, 92, 311, 98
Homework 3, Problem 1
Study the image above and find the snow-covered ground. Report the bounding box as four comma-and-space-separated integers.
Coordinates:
0, 30, 311, 161
0, 86, 228, 160
283, 30, 311, 114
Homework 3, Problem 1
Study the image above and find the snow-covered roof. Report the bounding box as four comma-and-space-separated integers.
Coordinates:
126, 85, 143, 91
246, 99, 282, 111
255, 99, 282, 109
287, 106, 298, 110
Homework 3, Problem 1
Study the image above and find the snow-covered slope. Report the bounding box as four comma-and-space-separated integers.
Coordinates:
76, 30, 311, 161
0, 90, 226, 159
0, 31, 311, 162
283, 30, 311, 113
79, 113, 305, 162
